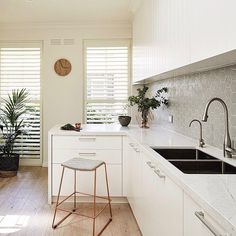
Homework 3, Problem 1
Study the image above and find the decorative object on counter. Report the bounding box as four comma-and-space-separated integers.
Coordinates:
0, 89, 30, 177
189, 119, 205, 148
75, 122, 81, 130
118, 115, 131, 127
128, 85, 168, 128
60, 123, 81, 132
54, 58, 72, 76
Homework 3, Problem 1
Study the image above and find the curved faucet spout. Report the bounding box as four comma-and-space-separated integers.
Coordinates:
189, 119, 205, 148
202, 97, 232, 157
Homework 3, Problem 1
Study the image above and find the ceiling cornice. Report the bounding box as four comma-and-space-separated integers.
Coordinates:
0, 21, 132, 30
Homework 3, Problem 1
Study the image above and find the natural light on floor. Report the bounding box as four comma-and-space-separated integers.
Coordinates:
0, 215, 29, 234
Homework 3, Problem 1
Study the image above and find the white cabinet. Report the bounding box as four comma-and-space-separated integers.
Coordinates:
133, 0, 190, 82
157, 0, 190, 73
48, 134, 123, 203
184, 193, 230, 236
123, 137, 183, 236
132, 0, 157, 82
188, 0, 236, 64
132, 0, 236, 83
123, 137, 143, 223
141, 150, 183, 236
52, 164, 122, 196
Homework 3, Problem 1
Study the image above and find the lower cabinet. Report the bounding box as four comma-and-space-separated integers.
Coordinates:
123, 137, 183, 236
49, 135, 123, 202
184, 193, 229, 236
141, 151, 183, 236
52, 164, 122, 196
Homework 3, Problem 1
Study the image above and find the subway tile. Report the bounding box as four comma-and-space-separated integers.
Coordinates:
144, 64, 236, 150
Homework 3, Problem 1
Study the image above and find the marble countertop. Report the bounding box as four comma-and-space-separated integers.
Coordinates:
49, 124, 236, 234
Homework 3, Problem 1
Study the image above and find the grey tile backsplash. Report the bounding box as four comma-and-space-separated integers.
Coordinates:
143, 65, 236, 149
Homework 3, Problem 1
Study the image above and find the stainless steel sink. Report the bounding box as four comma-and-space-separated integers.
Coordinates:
152, 148, 236, 174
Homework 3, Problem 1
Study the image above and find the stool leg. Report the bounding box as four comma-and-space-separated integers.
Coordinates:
52, 166, 65, 229
93, 169, 97, 236
73, 170, 76, 212
104, 163, 112, 219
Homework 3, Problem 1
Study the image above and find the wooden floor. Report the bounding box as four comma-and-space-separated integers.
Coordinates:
0, 166, 141, 236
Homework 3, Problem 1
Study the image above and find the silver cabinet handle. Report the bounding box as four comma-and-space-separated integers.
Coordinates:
146, 161, 155, 168
195, 211, 225, 236
129, 143, 135, 147
134, 147, 140, 153
79, 152, 96, 156
154, 168, 165, 179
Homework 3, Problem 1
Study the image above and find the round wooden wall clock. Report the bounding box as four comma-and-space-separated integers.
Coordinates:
54, 58, 72, 76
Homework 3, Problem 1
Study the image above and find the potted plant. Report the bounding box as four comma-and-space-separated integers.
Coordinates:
128, 85, 168, 128
0, 89, 30, 177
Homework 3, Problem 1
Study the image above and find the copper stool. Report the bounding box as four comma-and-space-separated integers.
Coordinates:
52, 158, 112, 235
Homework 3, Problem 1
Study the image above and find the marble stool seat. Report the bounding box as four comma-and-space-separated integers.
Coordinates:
62, 157, 104, 171
52, 157, 112, 236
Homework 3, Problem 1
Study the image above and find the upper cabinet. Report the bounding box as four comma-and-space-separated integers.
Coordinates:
189, 0, 236, 64
132, 0, 156, 82
132, 0, 236, 84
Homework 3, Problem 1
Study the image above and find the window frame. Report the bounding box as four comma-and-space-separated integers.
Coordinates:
0, 40, 42, 166
83, 39, 131, 124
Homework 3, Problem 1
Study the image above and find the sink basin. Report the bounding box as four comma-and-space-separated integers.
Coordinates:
155, 148, 217, 160
152, 148, 236, 174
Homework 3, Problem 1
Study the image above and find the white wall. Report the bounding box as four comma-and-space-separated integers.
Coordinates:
0, 23, 132, 166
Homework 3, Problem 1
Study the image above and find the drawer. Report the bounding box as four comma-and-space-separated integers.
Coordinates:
52, 164, 122, 197
52, 149, 122, 164
53, 135, 122, 150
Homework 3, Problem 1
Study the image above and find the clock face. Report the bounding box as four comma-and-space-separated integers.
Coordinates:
54, 58, 72, 76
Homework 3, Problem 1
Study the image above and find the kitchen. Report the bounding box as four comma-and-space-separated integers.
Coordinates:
0, 0, 236, 235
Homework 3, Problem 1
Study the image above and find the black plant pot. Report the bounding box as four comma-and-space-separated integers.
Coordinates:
0, 153, 20, 177
118, 116, 131, 127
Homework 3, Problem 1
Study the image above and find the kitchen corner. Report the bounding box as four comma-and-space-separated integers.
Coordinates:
49, 124, 236, 235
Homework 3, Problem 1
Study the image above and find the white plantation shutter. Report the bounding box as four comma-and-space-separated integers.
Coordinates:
0, 43, 41, 159
85, 41, 130, 124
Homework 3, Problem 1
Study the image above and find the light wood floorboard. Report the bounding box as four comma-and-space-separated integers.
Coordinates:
0, 166, 142, 236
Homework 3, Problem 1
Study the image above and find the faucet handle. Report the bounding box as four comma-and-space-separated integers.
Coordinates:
200, 138, 205, 148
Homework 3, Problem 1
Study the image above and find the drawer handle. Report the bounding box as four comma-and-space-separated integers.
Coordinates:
78, 137, 96, 142
154, 168, 165, 179
146, 161, 155, 168
134, 147, 140, 153
129, 143, 136, 147
195, 211, 225, 236
79, 152, 96, 157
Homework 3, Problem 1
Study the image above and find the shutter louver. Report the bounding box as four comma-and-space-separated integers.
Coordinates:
85, 44, 130, 124
0, 46, 41, 159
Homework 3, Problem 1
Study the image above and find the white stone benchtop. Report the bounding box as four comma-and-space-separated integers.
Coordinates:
49, 124, 236, 235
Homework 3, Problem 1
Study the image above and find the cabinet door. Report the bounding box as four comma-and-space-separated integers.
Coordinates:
157, 0, 190, 73
141, 153, 183, 236
126, 143, 142, 217
52, 164, 122, 196
189, 0, 236, 64
132, 0, 156, 82
184, 193, 229, 236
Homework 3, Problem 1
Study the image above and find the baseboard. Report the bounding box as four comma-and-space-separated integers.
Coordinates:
42, 162, 48, 167
20, 159, 42, 166
51, 196, 128, 204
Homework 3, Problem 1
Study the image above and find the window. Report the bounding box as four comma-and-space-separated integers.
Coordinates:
0, 42, 41, 160
84, 40, 130, 124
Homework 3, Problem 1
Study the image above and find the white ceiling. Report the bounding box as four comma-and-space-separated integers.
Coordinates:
0, 0, 141, 24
